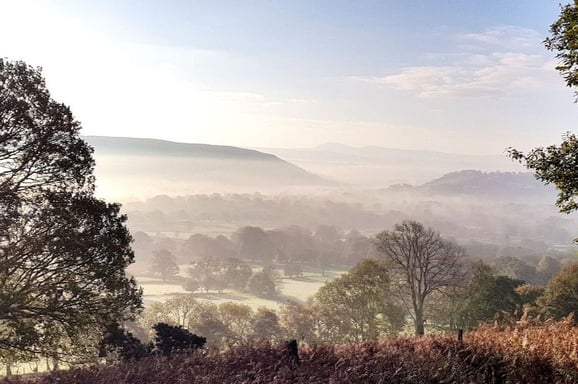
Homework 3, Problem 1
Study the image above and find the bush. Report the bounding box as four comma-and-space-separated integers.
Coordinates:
152, 323, 206, 356
99, 322, 151, 361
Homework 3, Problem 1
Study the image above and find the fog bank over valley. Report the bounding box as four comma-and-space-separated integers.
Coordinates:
84, 136, 577, 265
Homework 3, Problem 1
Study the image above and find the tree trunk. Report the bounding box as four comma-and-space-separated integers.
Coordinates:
415, 309, 425, 336
5, 363, 11, 377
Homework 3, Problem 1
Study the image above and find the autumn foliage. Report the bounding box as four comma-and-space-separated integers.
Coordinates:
4, 318, 578, 384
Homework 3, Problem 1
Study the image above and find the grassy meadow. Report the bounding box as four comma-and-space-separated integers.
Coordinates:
137, 266, 344, 309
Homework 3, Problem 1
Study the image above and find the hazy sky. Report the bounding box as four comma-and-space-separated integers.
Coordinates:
2, 0, 577, 154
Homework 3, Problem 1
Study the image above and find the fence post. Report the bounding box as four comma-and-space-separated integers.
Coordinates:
457, 329, 464, 342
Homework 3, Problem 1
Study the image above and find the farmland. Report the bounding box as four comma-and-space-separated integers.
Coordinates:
137, 267, 344, 309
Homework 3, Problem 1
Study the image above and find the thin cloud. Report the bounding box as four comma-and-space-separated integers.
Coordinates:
458, 26, 543, 51
358, 26, 556, 99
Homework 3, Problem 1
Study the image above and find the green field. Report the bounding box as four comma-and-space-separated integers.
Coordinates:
137, 268, 344, 309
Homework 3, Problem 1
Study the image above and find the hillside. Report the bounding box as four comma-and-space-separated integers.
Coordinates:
258, 143, 525, 187
83, 136, 332, 199
386, 170, 557, 203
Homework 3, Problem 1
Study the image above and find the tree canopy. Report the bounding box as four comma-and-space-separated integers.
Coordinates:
538, 263, 578, 320
315, 258, 404, 341
0, 59, 142, 355
458, 262, 525, 329
544, 0, 578, 98
508, 2, 578, 217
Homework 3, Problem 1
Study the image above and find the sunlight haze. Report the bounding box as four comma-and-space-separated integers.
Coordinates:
1, 0, 575, 154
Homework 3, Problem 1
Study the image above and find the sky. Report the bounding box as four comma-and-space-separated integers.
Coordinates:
1, 0, 577, 155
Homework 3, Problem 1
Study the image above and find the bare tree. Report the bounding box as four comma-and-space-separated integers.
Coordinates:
374, 221, 465, 336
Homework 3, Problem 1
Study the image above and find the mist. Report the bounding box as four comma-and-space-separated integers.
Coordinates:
85, 136, 578, 274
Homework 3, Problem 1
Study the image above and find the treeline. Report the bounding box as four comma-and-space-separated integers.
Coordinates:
131, 257, 578, 352
137, 224, 378, 270
124, 193, 396, 233
137, 224, 572, 288
122, 192, 577, 247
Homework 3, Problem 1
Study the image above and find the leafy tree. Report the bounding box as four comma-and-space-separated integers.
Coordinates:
187, 303, 229, 349
508, 133, 578, 215
181, 233, 215, 260
343, 233, 377, 265
515, 284, 545, 316
143, 294, 199, 328
508, 3, 578, 216
152, 323, 205, 357
268, 226, 317, 264
247, 268, 278, 297
251, 307, 283, 342
132, 231, 154, 260
538, 263, 578, 320
375, 221, 465, 336
99, 322, 150, 361
223, 258, 252, 290
234, 226, 274, 262
278, 302, 320, 344
188, 258, 225, 292
0, 59, 141, 354
492, 256, 536, 284
459, 262, 525, 329
315, 259, 405, 341
314, 225, 342, 244
218, 302, 253, 347
536, 255, 562, 286
151, 249, 179, 281
544, 1, 578, 98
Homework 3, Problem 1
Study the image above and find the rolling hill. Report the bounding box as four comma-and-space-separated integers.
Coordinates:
83, 136, 332, 200
386, 169, 557, 203
258, 143, 526, 187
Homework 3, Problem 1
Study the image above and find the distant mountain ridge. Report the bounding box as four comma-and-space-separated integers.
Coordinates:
85, 136, 280, 160
257, 143, 525, 187
82, 136, 332, 199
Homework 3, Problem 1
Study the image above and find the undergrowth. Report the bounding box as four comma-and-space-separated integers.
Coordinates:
4, 318, 578, 384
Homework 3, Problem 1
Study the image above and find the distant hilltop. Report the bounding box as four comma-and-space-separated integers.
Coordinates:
386, 170, 557, 202
85, 136, 281, 160
82, 136, 333, 200
256, 143, 525, 187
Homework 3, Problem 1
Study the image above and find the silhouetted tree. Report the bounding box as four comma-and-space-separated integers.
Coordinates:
0, 59, 142, 353
152, 323, 205, 356
99, 322, 150, 361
